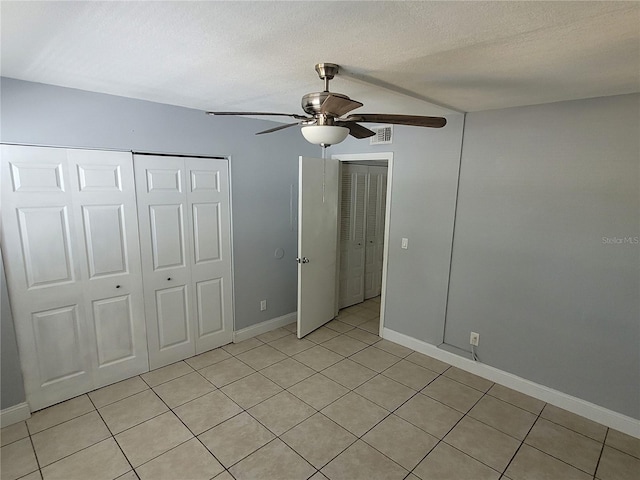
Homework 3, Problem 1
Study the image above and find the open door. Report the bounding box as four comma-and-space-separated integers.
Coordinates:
297, 156, 339, 338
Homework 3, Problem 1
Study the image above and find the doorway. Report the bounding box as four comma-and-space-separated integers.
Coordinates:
332, 153, 393, 337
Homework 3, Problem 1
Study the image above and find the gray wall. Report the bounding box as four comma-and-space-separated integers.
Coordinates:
0, 77, 317, 408
1, 252, 25, 408
334, 94, 639, 419
446, 94, 639, 419
0, 77, 316, 330
330, 115, 465, 343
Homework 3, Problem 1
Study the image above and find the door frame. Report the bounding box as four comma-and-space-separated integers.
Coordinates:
331, 152, 393, 337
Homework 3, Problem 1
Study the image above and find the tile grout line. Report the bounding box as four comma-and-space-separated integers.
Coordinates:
129, 373, 232, 479
87, 394, 139, 479
404, 372, 495, 478
592, 428, 608, 480
491, 392, 545, 478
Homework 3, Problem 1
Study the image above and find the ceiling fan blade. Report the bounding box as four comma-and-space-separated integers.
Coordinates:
336, 121, 376, 139
320, 95, 364, 117
255, 122, 301, 135
207, 111, 310, 120
343, 114, 447, 128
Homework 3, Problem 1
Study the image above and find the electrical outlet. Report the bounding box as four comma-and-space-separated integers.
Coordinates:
470, 332, 480, 346
260, 300, 267, 311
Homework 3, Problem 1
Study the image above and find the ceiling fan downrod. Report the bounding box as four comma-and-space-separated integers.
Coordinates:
315, 63, 339, 92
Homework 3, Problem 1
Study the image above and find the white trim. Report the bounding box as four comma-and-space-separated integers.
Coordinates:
331, 152, 393, 338
227, 154, 237, 336
0, 402, 31, 428
233, 312, 297, 343
383, 327, 640, 438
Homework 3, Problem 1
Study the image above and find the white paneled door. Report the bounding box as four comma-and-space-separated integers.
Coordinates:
1, 145, 148, 410
297, 156, 339, 338
134, 155, 233, 369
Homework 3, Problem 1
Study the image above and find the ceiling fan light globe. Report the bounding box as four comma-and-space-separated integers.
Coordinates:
301, 125, 349, 146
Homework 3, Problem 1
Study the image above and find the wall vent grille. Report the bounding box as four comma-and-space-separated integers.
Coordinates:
370, 125, 393, 145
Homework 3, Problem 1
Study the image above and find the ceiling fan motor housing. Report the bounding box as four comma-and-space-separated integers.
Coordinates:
301, 91, 351, 117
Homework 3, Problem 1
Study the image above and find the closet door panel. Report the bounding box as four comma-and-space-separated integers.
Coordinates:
18, 206, 75, 288
149, 204, 187, 270
187, 159, 233, 352
82, 205, 128, 278
338, 164, 367, 309
135, 155, 195, 369
92, 295, 135, 366
365, 167, 387, 299
1, 145, 93, 410
68, 149, 148, 387
156, 285, 191, 348
196, 278, 224, 337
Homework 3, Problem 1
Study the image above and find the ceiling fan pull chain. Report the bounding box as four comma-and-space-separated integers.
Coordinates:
322, 147, 327, 203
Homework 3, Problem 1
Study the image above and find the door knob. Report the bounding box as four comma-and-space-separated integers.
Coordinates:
116, 285, 121, 289
167, 277, 172, 281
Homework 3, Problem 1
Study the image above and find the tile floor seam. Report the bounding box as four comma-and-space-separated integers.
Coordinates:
537, 415, 609, 444
524, 442, 604, 477
217, 436, 281, 472
522, 421, 606, 474
360, 426, 433, 476
498, 396, 545, 478
89, 383, 151, 409
444, 437, 518, 475
101, 408, 168, 437
279, 414, 359, 471
298, 363, 425, 475
87, 394, 138, 478
465, 413, 534, 443
27, 433, 42, 476
484, 391, 544, 416
402, 379, 492, 478
244, 398, 317, 437
223, 338, 266, 357
35, 434, 115, 475
522, 441, 604, 477
228, 352, 269, 373
591, 428, 608, 480
150, 386, 235, 480
0, 433, 30, 449
140, 363, 195, 388
149, 368, 220, 409
24, 401, 97, 436
287, 372, 355, 411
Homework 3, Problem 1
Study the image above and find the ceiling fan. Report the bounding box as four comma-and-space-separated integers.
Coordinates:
206, 63, 447, 147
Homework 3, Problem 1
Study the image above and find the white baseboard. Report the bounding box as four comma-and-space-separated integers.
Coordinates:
0, 402, 31, 428
233, 312, 297, 343
383, 327, 640, 439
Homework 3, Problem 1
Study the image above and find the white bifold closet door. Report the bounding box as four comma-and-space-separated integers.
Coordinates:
339, 164, 387, 309
339, 164, 368, 309
364, 166, 387, 299
134, 155, 233, 370
1, 145, 148, 411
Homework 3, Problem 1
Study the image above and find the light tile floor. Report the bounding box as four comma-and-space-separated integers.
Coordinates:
2, 297, 639, 480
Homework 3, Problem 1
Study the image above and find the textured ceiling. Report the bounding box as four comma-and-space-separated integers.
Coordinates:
1, 1, 639, 118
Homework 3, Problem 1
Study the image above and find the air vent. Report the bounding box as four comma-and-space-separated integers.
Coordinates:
370, 125, 393, 145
